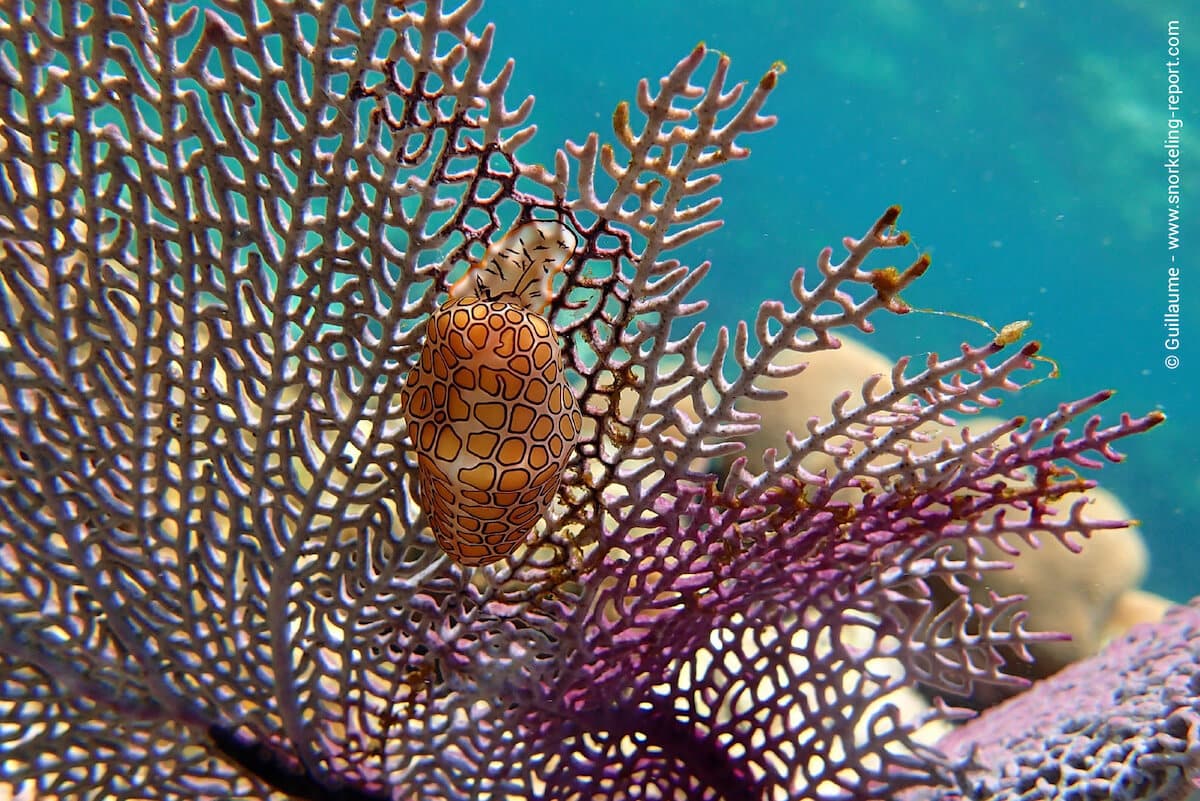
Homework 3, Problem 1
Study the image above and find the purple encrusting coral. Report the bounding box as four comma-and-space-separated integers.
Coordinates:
0, 1, 1188, 800
909, 600, 1200, 801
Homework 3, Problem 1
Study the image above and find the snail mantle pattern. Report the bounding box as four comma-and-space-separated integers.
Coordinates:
400, 221, 582, 566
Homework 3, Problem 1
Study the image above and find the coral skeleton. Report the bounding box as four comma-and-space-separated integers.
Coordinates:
0, 1, 1185, 800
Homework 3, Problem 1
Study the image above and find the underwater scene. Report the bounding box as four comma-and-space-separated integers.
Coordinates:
488, 0, 1199, 604
0, 1, 1197, 800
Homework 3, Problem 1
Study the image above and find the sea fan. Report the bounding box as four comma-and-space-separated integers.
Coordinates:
0, 1, 1165, 799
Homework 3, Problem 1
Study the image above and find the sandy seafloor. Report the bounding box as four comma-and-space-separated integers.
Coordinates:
484, 1, 1198, 602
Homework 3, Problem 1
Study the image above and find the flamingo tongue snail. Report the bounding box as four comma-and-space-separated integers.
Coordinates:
400, 221, 583, 566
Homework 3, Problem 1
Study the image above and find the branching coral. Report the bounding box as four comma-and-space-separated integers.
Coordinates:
0, 1, 1174, 800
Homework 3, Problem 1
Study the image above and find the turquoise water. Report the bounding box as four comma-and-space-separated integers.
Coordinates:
485, 1, 1198, 601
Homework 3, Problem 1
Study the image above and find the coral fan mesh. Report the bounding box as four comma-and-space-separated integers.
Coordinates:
0, 1, 1161, 800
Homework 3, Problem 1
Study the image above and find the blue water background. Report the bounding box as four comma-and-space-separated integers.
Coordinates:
483, 1, 1198, 601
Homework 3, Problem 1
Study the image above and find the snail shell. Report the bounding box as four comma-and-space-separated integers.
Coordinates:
401, 222, 580, 565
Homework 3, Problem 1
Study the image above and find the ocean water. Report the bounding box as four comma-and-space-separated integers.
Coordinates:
484, 1, 1198, 602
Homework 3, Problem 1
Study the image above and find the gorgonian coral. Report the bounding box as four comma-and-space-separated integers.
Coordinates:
0, 1, 1167, 799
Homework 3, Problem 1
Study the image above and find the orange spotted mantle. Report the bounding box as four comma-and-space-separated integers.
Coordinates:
400, 222, 581, 566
